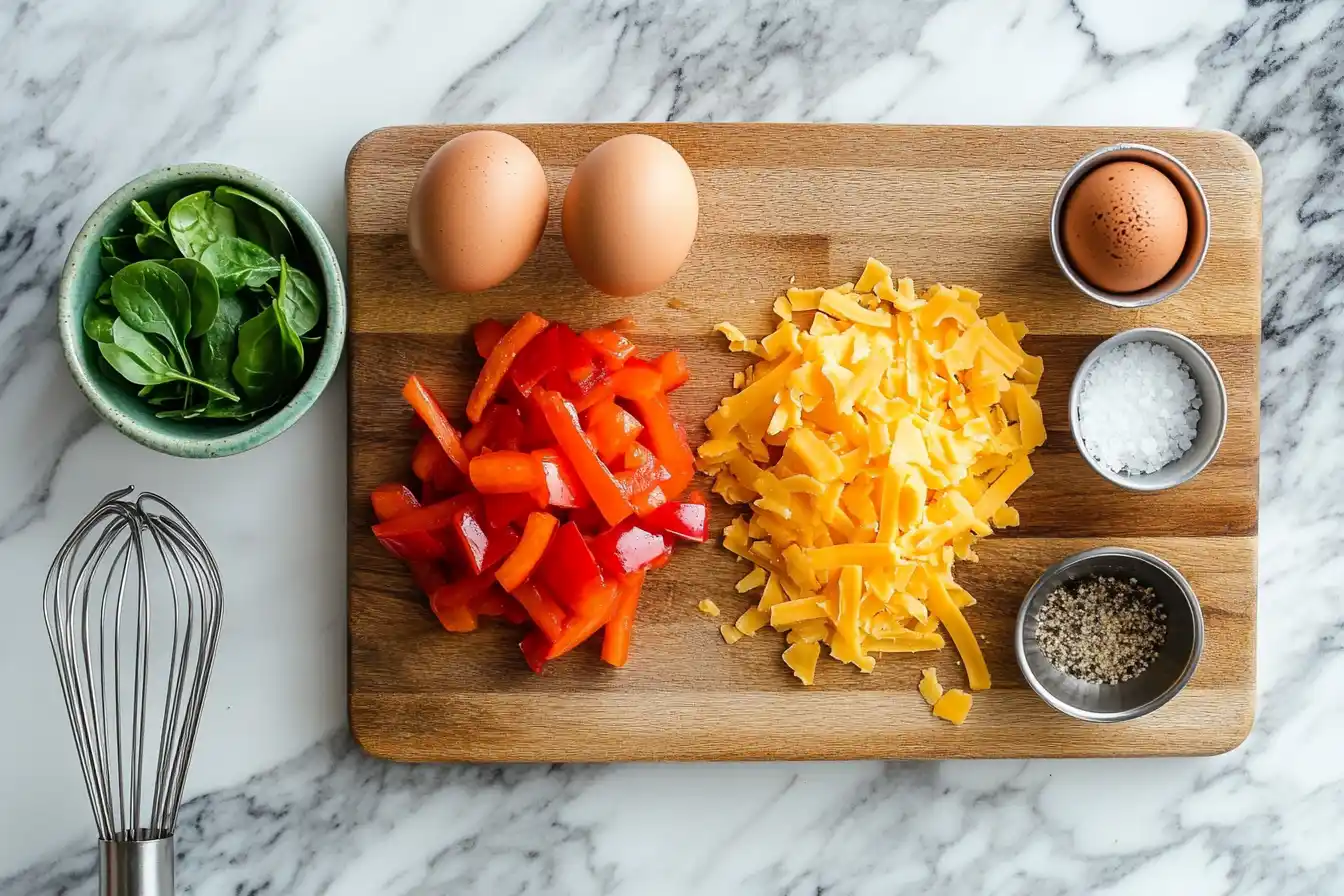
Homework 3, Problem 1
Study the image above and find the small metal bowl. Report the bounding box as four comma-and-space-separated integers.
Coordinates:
1015, 547, 1203, 723
1050, 143, 1211, 308
1069, 327, 1227, 491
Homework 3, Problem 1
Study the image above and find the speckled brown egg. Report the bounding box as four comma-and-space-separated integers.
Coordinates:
1062, 161, 1189, 294
407, 130, 549, 293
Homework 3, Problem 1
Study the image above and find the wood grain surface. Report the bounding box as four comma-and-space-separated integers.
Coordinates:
346, 124, 1260, 762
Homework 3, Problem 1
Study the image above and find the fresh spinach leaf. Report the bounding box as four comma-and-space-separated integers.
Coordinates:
275, 261, 321, 336
145, 382, 187, 407
167, 190, 236, 259
111, 260, 194, 373
213, 186, 294, 258
201, 237, 279, 291
232, 300, 303, 402
130, 200, 178, 259
100, 235, 139, 275
101, 318, 238, 400
168, 257, 220, 338
83, 302, 117, 343
94, 279, 114, 306
157, 187, 185, 218
158, 395, 275, 421
273, 258, 306, 379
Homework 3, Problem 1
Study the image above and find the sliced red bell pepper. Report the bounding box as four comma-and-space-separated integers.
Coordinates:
600, 571, 646, 668
509, 580, 568, 642
613, 446, 669, 498
495, 511, 560, 592
652, 350, 690, 392
403, 374, 471, 475
566, 502, 609, 535
469, 450, 546, 494
534, 450, 589, 509
546, 578, 620, 660
573, 378, 616, 412
553, 324, 600, 385
499, 597, 530, 625
537, 521, 607, 612
411, 431, 462, 493
473, 318, 508, 359
581, 328, 636, 368
610, 364, 663, 402
482, 491, 542, 529
646, 542, 675, 569
536, 390, 633, 527
471, 590, 511, 617
640, 500, 710, 542
409, 560, 449, 597
372, 493, 475, 561
584, 400, 644, 464
486, 405, 525, 452
468, 311, 548, 423
630, 395, 695, 499
629, 485, 667, 517
589, 519, 671, 577
430, 572, 495, 632
520, 629, 551, 674
370, 483, 420, 522
508, 324, 563, 396
452, 500, 521, 574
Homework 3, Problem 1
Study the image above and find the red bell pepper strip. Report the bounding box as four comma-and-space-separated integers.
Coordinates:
467, 311, 549, 423
639, 500, 710, 542
646, 540, 675, 569
520, 629, 551, 674
482, 491, 543, 529
629, 485, 667, 517
495, 511, 560, 592
545, 578, 620, 660
410, 432, 462, 493
372, 493, 475, 561
652, 350, 690, 392
536, 390, 633, 527
499, 598, 530, 625
534, 450, 589, 508
584, 400, 644, 464
630, 395, 695, 499
589, 519, 671, 577
509, 580, 568, 642
537, 521, 606, 612
472, 590, 511, 617
409, 560, 449, 597
610, 365, 664, 402
473, 318, 508, 359
508, 324, 563, 396
573, 378, 616, 413
403, 375, 471, 475
430, 572, 495, 633
370, 483, 420, 522
613, 446, 669, 498
452, 501, 521, 574
469, 450, 546, 495
600, 571, 646, 668
581, 328, 636, 367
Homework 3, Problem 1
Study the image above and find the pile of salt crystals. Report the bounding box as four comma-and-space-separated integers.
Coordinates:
1077, 341, 1202, 475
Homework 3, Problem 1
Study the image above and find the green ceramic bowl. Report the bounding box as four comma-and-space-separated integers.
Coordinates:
58, 163, 346, 458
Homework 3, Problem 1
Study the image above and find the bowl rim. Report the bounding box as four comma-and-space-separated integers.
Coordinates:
1068, 326, 1228, 492
58, 162, 346, 459
1049, 142, 1212, 309
1014, 546, 1205, 723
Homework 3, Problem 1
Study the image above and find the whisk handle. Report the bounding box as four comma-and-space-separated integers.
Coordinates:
99, 837, 175, 896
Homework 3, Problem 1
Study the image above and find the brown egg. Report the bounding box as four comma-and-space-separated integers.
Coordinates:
1062, 161, 1189, 294
562, 134, 698, 297
407, 130, 548, 292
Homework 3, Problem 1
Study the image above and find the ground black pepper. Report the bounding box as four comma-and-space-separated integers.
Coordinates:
1034, 575, 1167, 684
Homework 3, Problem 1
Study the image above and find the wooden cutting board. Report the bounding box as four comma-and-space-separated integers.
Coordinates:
346, 124, 1260, 761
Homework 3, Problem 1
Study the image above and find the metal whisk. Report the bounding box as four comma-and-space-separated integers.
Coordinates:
43, 486, 223, 896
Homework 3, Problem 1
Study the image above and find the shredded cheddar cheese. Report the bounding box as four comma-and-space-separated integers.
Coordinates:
699, 259, 1045, 706
698, 599, 721, 618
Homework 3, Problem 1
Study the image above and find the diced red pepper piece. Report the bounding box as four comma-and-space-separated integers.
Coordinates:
613, 447, 669, 498
536, 390, 633, 527
520, 629, 551, 674
610, 365, 663, 402
469, 450, 546, 494
686, 489, 708, 506
452, 500, 521, 574
545, 578, 620, 660
486, 405, 525, 452
472, 590, 512, 617
581, 328, 637, 368
629, 485, 667, 517
468, 312, 549, 423
573, 378, 616, 412
509, 580, 568, 642
630, 395, 695, 499
430, 571, 496, 633
537, 521, 607, 613
534, 450, 589, 508
495, 511, 560, 592
409, 560, 448, 597
499, 598, 530, 625
652, 350, 690, 392
584, 400, 644, 464
411, 431, 461, 491
482, 491, 542, 529
402, 375, 471, 475
566, 502, 608, 535
552, 324, 600, 385
639, 500, 710, 542
589, 519, 671, 577
601, 571, 646, 668
623, 441, 656, 471
646, 541, 675, 569
370, 483, 420, 522
372, 493, 475, 561
508, 324, 563, 396
473, 319, 508, 359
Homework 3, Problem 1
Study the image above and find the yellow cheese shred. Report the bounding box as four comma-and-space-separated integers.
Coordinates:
697, 599, 721, 618
698, 259, 1046, 704
918, 667, 944, 706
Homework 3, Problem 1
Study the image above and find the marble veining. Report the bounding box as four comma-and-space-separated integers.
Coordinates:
3, 0, 1343, 893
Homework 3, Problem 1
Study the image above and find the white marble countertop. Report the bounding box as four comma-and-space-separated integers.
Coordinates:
2, 1, 1340, 893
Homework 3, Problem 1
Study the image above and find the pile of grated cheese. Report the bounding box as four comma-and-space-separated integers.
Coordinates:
697, 258, 1046, 716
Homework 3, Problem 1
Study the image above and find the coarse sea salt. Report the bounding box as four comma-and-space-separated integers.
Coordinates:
1077, 341, 1201, 475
